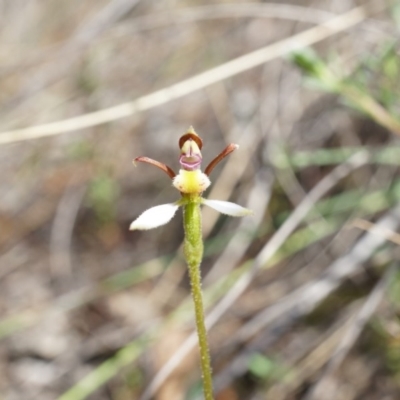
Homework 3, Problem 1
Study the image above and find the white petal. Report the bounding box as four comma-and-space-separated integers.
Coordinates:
202, 199, 252, 217
130, 203, 179, 230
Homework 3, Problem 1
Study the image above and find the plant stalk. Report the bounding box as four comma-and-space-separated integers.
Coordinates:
183, 198, 214, 400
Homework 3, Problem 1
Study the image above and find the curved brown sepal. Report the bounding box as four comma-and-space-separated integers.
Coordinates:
133, 157, 176, 179
204, 143, 238, 176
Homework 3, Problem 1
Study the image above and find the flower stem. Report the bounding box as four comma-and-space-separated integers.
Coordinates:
183, 199, 214, 400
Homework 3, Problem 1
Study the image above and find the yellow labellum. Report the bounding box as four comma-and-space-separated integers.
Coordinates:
173, 169, 211, 194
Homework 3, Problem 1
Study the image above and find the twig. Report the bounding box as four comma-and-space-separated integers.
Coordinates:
0, 6, 367, 145
114, 3, 335, 34
350, 218, 400, 246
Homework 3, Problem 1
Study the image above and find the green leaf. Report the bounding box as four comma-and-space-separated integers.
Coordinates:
248, 353, 275, 380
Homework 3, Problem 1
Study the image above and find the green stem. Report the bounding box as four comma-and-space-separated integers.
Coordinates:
183, 198, 214, 400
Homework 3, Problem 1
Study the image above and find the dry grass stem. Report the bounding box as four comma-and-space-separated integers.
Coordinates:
0, 6, 366, 145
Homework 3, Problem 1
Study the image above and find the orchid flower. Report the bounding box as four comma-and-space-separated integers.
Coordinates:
130, 127, 251, 400
130, 126, 252, 231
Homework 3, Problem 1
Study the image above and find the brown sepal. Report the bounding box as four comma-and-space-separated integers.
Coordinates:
133, 157, 176, 179
204, 143, 238, 176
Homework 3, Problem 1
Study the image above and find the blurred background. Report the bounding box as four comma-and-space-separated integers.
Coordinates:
1, 0, 400, 399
